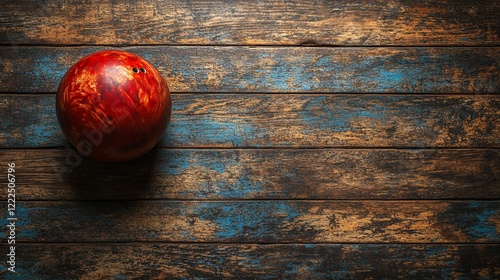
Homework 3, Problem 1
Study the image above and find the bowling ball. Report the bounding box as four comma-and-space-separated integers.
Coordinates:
56, 50, 172, 162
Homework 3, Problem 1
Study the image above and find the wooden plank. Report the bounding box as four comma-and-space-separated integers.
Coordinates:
1, 94, 499, 148
1, 0, 499, 46
1, 46, 499, 93
1, 149, 498, 201
1, 243, 498, 279
1, 201, 498, 243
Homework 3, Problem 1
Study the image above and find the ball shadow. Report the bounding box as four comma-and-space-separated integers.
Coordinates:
59, 146, 168, 241
63, 146, 161, 201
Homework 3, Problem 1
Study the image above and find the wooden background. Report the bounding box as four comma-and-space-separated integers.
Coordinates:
1, 0, 499, 278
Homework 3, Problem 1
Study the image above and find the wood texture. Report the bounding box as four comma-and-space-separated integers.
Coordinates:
1, 201, 498, 243
1, 0, 499, 46
1, 94, 498, 148
1, 148, 498, 201
0, 244, 498, 279
1, 46, 499, 93
1, 0, 498, 278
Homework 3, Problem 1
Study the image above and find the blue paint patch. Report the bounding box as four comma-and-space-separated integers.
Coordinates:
238, 255, 262, 269
25, 123, 57, 144
0, 203, 41, 240
269, 61, 291, 92
442, 202, 500, 242
146, 232, 160, 238
154, 150, 266, 199
213, 32, 229, 41
316, 55, 333, 70
424, 246, 448, 257
209, 160, 226, 173
283, 167, 297, 179
15, 204, 40, 239
376, 69, 407, 92
195, 202, 300, 240
466, 202, 499, 240
439, 267, 455, 279
29, 52, 66, 92
165, 100, 262, 147
425, 246, 455, 266
135, 50, 155, 63
215, 167, 265, 199
311, 49, 467, 93
1, 95, 65, 147
168, 52, 210, 91
371, 54, 420, 92
247, 52, 324, 92
300, 96, 388, 133
216, 152, 266, 198
114, 274, 127, 280
0, 266, 33, 280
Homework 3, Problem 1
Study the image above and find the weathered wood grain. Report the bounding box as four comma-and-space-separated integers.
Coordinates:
1, 201, 498, 243
1, 94, 498, 148
0, 243, 498, 279
1, 0, 499, 46
1, 148, 498, 201
1, 0, 498, 278
1, 46, 499, 93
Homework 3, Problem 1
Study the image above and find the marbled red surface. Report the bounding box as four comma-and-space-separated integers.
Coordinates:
56, 50, 171, 162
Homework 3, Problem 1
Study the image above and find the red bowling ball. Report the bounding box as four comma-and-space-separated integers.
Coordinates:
56, 50, 172, 162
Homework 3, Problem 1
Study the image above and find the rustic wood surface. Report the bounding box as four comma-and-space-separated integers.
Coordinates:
1, 0, 499, 46
1, 94, 499, 148
1, 200, 499, 243
2, 244, 499, 279
0, 148, 498, 201
1, 46, 499, 93
0, 0, 499, 278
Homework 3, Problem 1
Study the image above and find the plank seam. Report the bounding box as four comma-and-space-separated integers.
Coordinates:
8, 241, 500, 245
8, 199, 500, 203
2, 146, 500, 150
2, 43, 500, 48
